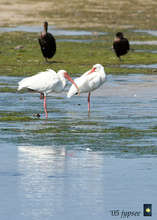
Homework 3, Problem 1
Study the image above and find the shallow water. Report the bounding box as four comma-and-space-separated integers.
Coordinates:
57, 39, 157, 45
1, 26, 157, 49
0, 74, 157, 219
134, 29, 157, 37
134, 49, 157, 54
120, 64, 157, 69
130, 40, 157, 45
0, 25, 106, 36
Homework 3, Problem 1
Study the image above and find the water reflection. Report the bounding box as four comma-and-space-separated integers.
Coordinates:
15, 144, 157, 220
17, 145, 106, 219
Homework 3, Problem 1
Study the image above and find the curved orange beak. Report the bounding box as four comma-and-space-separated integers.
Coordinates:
64, 72, 80, 95
88, 67, 96, 75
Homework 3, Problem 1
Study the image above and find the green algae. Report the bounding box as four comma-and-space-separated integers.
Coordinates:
0, 87, 17, 93
0, 111, 38, 122
0, 31, 157, 79
0, 116, 35, 122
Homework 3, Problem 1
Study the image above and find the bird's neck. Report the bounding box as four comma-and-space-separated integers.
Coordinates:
44, 23, 48, 33
41, 24, 48, 37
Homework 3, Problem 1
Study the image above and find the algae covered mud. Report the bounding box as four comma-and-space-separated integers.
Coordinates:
1, 28, 157, 77
0, 0, 157, 30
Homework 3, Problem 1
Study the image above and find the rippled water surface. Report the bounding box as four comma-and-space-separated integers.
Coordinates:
0, 74, 157, 219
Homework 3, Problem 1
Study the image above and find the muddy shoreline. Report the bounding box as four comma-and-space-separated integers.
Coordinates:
0, 0, 157, 30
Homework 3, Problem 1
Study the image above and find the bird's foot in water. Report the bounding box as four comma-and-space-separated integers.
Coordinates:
33, 113, 41, 118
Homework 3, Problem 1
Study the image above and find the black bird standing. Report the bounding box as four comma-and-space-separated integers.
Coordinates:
39, 21, 56, 62
113, 32, 130, 61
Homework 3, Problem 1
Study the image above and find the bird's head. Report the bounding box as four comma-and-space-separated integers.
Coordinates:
58, 70, 80, 95
43, 21, 48, 32
116, 32, 124, 40
88, 64, 104, 75
57, 70, 68, 79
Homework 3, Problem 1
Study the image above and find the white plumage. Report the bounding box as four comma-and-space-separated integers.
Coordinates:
18, 69, 79, 118
67, 64, 106, 112
18, 69, 67, 94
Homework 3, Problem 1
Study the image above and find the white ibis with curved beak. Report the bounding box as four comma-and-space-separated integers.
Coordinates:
67, 64, 106, 113
18, 69, 79, 118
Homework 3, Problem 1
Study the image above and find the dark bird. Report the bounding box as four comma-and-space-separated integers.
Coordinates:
39, 21, 56, 62
113, 32, 130, 61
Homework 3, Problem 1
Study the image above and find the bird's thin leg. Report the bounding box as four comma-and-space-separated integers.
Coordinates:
119, 56, 122, 61
44, 95, 48, 118
88, 92, 91, 113
45, 58, 52, 64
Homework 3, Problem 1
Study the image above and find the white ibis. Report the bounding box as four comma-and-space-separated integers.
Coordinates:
67, 64, 106, 113
18, 69, 79, 118
113, 32, 130, 61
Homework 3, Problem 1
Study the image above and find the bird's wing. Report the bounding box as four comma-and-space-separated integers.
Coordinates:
80, 69, 91, 77
38, 33, 56, 58
113, 41, 121, 55
87, 72, 103, 90
18, 69, 59, 93
124, 38, 130, 50
47, 33, 56, 46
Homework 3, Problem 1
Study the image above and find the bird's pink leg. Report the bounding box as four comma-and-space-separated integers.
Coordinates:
88, 92, 91, 113
44, 95, 48, 118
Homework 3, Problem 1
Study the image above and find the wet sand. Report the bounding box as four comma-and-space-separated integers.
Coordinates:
0, 0, 157, 30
